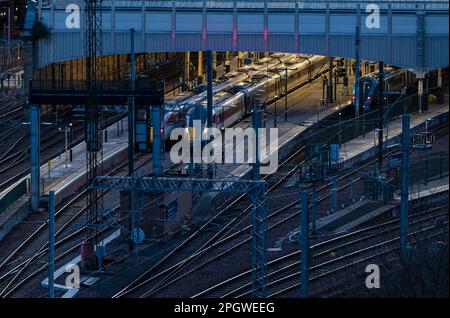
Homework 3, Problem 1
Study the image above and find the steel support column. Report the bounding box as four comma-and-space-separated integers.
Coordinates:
238, 51, 244, 69
250, 183, 268, 298
212, 51, 217, 79
128, 28, 135, 175
378, 61, 384, 170
400, 114, 410, 257
252, 97, 262, 181
300, 186, 309, 298
311, 184, 317, 235
198, 51, 203, 84
48, 190, 55, 298
207, 50, 213, 128
354, 23, 361, 134
327, 57, 333, 104
284, 68, 288, 122
30, 104, 40, 212
185, 51, 191, 89
418, 77, 424, 113
207, 50, 214, 178
437, 68, 442, 87
152, 106, 162, 176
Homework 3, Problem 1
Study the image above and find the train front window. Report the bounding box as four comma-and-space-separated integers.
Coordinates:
359, 80, 372, 101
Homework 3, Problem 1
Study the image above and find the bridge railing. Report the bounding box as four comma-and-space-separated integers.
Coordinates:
29, 79, 165, 95
99, 0, 449, 10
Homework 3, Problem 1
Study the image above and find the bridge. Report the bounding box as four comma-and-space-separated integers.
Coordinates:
28, 0, 448, 71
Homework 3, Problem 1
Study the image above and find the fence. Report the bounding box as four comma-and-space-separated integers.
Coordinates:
0, 179, 27, 214
0, 202, 31, 242
0, 41, 23, 74
389, 152, 449, 189
316, 94, 420, 146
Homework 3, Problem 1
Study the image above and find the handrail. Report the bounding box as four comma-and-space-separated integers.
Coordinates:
42, 0, 449, 11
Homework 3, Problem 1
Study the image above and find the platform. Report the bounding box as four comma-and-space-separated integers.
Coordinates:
316, 176, 449, 234
339, 102, 449, 171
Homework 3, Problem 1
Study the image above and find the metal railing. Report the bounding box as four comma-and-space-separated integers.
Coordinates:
41, 1, 449, 11
0, 201, 31, 242
316, 94, 420, 146
0, 42, 23, 74
29, 79, 165, 94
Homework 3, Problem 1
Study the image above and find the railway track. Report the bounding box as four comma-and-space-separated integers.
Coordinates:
0, 54, 444, 298
0, 153, 151, 297
109, 143, 308, 298
0, 55, 296, 296
110, 122, 448, 298
95, 55, 329, 297
108, 141, 383, 297
0, 106, 23, 126
0, 56, 327, 297
268, 222, 448, 298
0, 53, 320, 193
4, 117, 444, 298
0, 112, 126, 192
121, 156, 409, 297
192, 205, 447, 298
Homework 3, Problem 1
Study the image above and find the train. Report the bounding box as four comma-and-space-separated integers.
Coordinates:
72, 53, 328, 149
162, 53, 324, 142
182, 54, 328, 136
351, 68, 415, 111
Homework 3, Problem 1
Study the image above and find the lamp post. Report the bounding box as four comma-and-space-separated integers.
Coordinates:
424, 118, 432, 185
59, 123, 73, 168
283, 68, 288, 122
272, 65, 297, 122
69, 122, 73, 162
373, 128, 381, 175
339, 89, 345, 146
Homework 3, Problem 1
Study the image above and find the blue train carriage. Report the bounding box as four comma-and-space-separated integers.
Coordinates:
352, 68, 413, 111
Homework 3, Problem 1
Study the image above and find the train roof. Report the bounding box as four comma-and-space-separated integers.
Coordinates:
361, 68, 403, 81
168, 53, 321, 110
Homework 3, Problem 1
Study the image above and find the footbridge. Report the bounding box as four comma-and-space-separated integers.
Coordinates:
28, 0, 448, 70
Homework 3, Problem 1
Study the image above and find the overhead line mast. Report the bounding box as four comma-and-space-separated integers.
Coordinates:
84, 0, 103, 266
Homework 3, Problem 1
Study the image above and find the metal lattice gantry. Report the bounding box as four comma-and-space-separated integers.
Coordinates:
85, 0, 104, 254
91, 175, 269, 298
